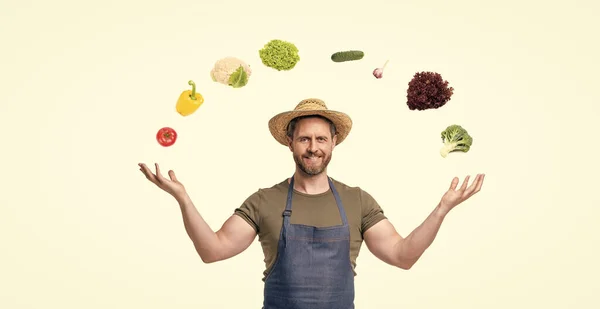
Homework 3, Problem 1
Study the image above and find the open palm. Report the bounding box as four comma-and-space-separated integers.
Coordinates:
138, 163, 186, 198
440, 174, 485, 212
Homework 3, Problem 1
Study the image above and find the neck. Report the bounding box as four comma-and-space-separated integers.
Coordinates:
290, 169, 330, 195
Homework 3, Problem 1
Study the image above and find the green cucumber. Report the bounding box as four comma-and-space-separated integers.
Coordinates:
331, 50, 364, 62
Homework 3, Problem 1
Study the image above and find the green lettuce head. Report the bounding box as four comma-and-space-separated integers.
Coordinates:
259, 39, 300, 71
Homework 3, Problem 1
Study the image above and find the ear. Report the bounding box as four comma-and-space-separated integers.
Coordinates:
332, 134, 338, 148
287, 136, 293, 151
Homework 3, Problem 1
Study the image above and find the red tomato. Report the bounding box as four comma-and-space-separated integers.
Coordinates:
156, 127, 177, 147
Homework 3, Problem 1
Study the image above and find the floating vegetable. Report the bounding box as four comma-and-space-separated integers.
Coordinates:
259, 39, 300, 71
156, 127, 177, 147
406, 71, 454, 110
210, 57, 252, 88
440, 124, 473, 158
175, 80, 204, 116
373, 60, 389, 79
331, 50, 364, 62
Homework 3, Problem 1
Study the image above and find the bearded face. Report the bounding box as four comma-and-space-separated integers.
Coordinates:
287, 117, 336, 176
293, 146, 332, 176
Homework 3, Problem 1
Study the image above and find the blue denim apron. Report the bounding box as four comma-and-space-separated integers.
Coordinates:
262, 176, 355, 309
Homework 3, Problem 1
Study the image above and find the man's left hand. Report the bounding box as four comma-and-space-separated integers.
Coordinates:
439, 174, 485, 214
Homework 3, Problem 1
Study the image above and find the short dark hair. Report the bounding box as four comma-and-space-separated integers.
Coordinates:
286, 115, 337, 140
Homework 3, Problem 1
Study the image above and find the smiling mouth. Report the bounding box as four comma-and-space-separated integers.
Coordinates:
304, 156, 321, 161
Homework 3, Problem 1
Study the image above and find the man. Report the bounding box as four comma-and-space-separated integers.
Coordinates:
139, 98, 485, 309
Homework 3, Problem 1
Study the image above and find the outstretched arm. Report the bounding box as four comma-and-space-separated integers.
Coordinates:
363, 174, 485, 269
363, 206, 446, 269
139, 163, 257, 264
177, 193, 257, 263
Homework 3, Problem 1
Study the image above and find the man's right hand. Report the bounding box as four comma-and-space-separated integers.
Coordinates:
139, 163, 186, 199
137, 162, 257, 263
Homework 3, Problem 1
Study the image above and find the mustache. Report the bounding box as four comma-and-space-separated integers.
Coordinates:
304, 151, 323, 157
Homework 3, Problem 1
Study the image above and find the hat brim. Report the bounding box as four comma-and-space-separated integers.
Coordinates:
268, 109, 353, 146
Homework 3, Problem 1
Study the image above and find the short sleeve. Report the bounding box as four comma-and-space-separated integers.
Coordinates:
359, 189, 387, 234
233, 189, 262, 232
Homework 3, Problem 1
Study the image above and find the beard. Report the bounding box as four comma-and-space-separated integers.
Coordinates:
293, 150, 332, 176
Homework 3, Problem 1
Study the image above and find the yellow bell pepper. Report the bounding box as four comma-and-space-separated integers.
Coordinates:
176, 80, 204, 116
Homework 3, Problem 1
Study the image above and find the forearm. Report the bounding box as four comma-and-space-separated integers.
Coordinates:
394, 203, 448, 268
175, 193, 221, 263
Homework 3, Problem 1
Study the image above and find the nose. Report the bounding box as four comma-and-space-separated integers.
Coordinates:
307, 138, 317, 152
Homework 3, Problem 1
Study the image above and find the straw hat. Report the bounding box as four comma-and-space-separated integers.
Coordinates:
268, 98, 353, 146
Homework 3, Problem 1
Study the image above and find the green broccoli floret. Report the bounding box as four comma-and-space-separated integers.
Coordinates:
440, 124, 473, 158
258, 39, 300, 71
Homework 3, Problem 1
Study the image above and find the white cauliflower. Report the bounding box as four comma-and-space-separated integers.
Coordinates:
210, 57, 252, 88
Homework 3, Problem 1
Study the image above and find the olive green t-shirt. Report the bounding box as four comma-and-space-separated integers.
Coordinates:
234, 177, 387, 281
